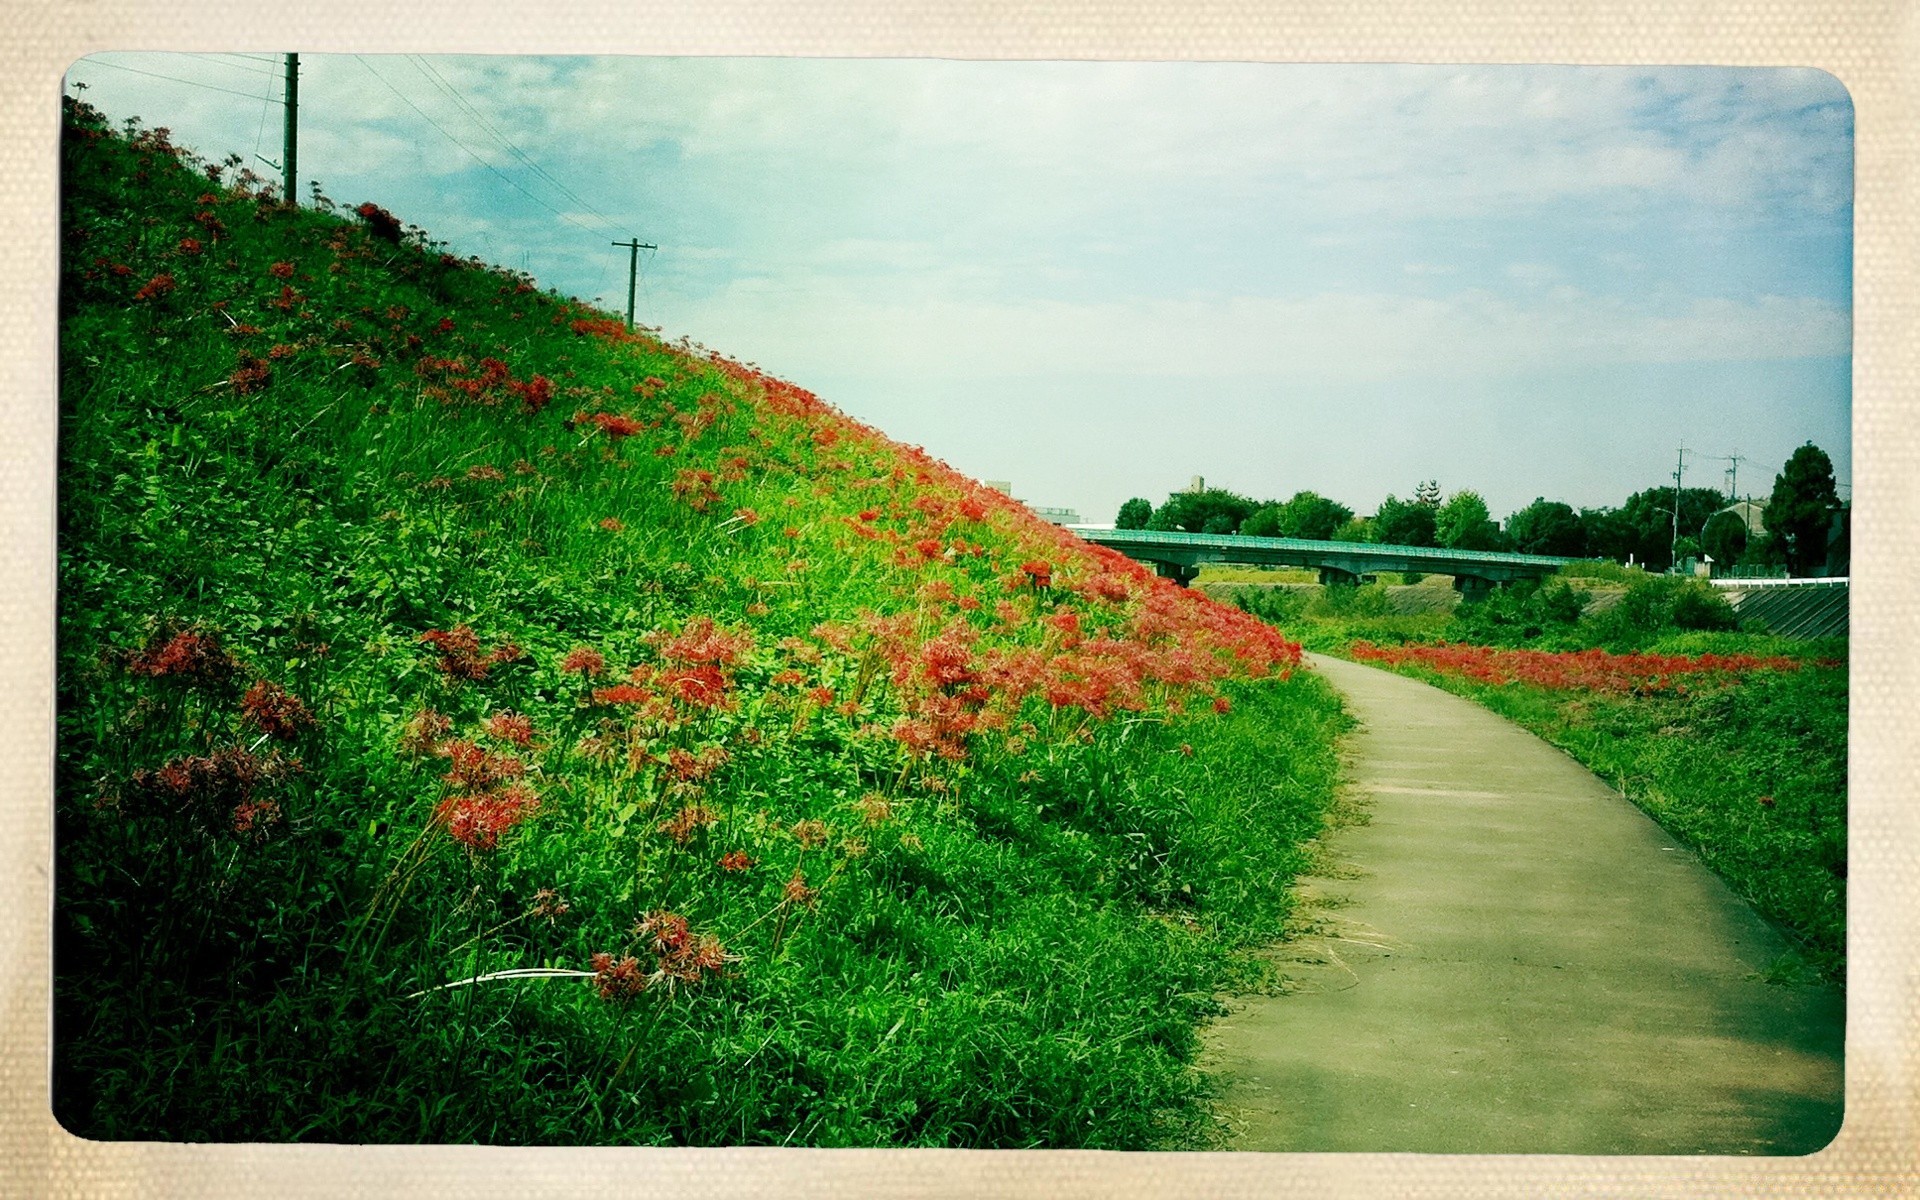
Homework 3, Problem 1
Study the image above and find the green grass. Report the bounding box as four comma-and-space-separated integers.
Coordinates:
54, 100, 1349, 1145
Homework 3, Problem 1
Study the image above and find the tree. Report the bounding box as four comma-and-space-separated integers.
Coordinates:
1115, 497, 1152, 529
1603, 486, 1725, 572
1240, 504, 1283, 537
1413, 479, 1442, 509
1274, 490, 1354, 540
1372, 494, 1437, 547
1145, 487, 1259, 535
1331, 516, 1374, 543
1436, 490, 1500, 550
1764, 442, 1841, 576
1506, 498, 1587, 557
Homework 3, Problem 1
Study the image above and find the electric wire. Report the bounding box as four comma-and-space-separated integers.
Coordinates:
74, 58, 282, 102
404, 56, 621, 233
198, 54, 280, 78
250, 60, 280, 167
352, 55, 604, 237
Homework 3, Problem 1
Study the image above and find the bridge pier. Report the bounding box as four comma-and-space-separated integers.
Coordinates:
1153, 560, 1202, 587
1452, 574, 1496, 604
1319, 566, 1360, 587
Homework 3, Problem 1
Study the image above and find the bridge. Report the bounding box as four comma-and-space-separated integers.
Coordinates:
1073, 527, 1574, 601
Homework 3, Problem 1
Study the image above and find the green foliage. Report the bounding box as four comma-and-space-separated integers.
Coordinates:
1370, 495, 1436, 547
1115, 497, 1152, 529
1444, 578, 1584, 646
1272, 491, 1353, 540
1585, 486, 1725, 572
1582, 575, 1738, 650
1145, 487, 1259, 536
54, 100, 1350, 1148
1506, 498, 1587, 557
1764, 443, 1842, 576
1330, 516, 1373, 543
1554, 559, 1648, 584
1435, 489, 1501, 551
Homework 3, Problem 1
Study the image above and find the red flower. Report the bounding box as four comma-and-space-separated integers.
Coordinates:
177, 237, 203, 255
561, 646, 607, 677
717, 850, 755, 872
240, 679, 314, 740
268, 261, 295, 279
133, 273, 175, 302
484, 710, 534, 746
126, 627, 240, 685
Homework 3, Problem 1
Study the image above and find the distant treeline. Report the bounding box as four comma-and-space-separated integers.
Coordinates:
1115, 443, 1846, 576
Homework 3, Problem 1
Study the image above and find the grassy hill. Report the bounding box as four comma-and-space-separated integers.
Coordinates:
54, 97, 1347, 1146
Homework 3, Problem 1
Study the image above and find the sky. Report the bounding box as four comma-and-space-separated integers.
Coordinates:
63, 55, 1853, 525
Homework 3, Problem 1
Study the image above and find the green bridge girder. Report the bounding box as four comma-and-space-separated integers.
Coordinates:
1075, 527, 1573, 599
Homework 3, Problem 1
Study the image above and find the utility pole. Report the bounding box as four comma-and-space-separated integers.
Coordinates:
1670, 446, 1689, 569
610, 238, 657, 330
283, 53, 299, 204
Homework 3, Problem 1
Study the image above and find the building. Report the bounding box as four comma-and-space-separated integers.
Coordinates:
1027, 505, 1081, 526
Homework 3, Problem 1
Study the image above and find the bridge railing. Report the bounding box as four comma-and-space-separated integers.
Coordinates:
1077, 527, 1574, 570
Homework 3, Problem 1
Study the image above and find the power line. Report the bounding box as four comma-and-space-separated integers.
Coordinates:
404, 56, 620, 233
199, 54, 280, 78
352, 55, 605, 238
250, 57, 280, 166
74, 58, 280, 102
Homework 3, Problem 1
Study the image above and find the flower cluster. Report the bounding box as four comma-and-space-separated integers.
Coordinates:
1347, 640, 1809, 695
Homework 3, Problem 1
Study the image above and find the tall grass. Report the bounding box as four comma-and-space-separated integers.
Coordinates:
54, 100, 1348, 1144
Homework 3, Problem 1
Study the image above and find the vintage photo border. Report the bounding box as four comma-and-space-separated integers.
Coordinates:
4, 1, 1914, 1195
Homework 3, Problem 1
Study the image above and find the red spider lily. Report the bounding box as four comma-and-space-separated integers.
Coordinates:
560, 647, 606, 677
717, 850, 755, 872
434, 316, 455, 334
399, 706, 451, 755
356, 201, 403, 244
659, 664, 732, 709
239, 679, 313, 740
437, 739, 526, 791
434, 781, 537, 850
599, 517, 626, 532
419, 624, 521, 681
533, 888, 571, 923
229, 353, 272, 394
125, 627, 240, 685
806, 686, 835, 708
230, 797, 281, 839
133, 273, 175, 302
671, 468, 721, 512
125, 745, 299, 836
1347, 641, 1807, 695
1212, 696, 1232, 714
783, 870, 819, 908
733, 507, 761, 526
177, 237, 203, 255
651, 617, 754, 666
508, 373, 553, 415
771, 669, 807, 687
665, 745, 729, 783
590, 952, 647, 1001
466, 464, 505, 482
268, 261, 295, 279
791, 819, 830, 849
591, 683, 652, 706
483, 710, 534, 747
854, 794, 893, 825
657, 803, 719, 844
1018, 561, 1053, 589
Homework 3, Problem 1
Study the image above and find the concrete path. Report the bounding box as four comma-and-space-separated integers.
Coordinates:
1204, 653, 1844, 1154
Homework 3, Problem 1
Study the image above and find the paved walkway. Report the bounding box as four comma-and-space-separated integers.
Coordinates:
1204, 654, 1844, 1154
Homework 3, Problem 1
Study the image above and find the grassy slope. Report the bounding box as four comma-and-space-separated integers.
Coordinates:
55, 102, 1350, 1146
1226, 583, 1847, 982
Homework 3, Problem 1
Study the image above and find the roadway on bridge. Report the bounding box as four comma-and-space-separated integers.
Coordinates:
1203, 653, 1843, 1153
